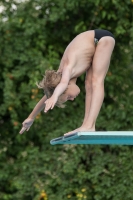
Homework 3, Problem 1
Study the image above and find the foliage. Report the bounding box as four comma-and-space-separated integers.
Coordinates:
0, 0, 133, 199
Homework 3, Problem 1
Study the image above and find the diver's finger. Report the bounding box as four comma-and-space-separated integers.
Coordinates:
26, 127, 30, 131
19, 127, 27, 134
45, 102, 52, 112
51, 103, 55, 109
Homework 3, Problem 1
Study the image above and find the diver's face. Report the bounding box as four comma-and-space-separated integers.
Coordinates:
59, 84, 80, 102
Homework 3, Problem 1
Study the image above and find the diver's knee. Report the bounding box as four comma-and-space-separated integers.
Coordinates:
92, 75, 104, 88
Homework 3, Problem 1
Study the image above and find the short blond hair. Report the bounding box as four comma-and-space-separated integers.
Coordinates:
37, 70, 65, 108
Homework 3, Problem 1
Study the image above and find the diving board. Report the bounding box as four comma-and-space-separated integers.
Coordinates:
50, 131, 133, 145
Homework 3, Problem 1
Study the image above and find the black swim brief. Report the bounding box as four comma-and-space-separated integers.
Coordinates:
94, 29, 115, 45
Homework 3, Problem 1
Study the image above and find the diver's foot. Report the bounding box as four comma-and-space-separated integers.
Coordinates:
64, 126, 95, 136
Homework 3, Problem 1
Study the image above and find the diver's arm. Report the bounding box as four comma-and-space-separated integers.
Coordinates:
28, 95, 47, 119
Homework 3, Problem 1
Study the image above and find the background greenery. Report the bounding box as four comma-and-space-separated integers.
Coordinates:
0, 0, 133, 199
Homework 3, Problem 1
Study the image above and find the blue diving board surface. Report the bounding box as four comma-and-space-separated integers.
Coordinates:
50, 131, 133, 145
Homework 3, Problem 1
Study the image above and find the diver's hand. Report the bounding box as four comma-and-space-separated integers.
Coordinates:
19, 118, 34, 134
44, 95, 58, 113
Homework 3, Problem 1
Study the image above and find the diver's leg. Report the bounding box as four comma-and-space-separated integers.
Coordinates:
82, 66, 93, 125
82, 37, 115, 130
